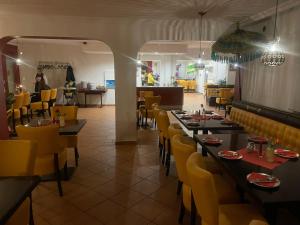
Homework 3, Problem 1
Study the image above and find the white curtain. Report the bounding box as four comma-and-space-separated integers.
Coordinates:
241, 5, 300, 112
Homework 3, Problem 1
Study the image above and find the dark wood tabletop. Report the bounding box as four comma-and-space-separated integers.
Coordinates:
171, 110, 243, 134
0, 176, 40, 225
194, 133, 300, 224
27, 119, 87, 136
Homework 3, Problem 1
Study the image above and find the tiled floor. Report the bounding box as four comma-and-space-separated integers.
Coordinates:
31, 93, 299, 225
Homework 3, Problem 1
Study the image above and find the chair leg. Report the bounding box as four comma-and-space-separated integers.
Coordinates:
29, 194, 35, 225
54, 154, 63, 196
162, 137, 166, 165
74, 147, 79, 167
178, 197, 185, 224
165, 139, 171, 176
177, 180, 183, 195
191, 193, 196, 225
159, 141, 163, 158
20, 108, 24, 125
12, 112, 16, 134
64, 161, 69, 181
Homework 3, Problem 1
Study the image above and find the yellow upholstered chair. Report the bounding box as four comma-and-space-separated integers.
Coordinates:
0, 140, 37, 225
139, 90, 153, 98
187, 152, 267, 225
16, 125, 68, 196
30, 89, 51, 118
156, 110, 183, 176
50, 105, 80, 166
49, 88, 58, 115
140, 96, 161, 126
216, 88, 234, 110
188, 80, 197, 92
12, 94, 24, 131
172, 138, 238, 224
249, 220, 269, 225
21, 91, 31, 122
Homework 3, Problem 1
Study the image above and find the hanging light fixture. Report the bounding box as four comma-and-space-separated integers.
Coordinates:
15, 38, 23, 65
261, 0, 285, 66
196, 11, 206, 69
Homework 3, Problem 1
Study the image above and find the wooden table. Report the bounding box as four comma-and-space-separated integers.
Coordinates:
194, 133, 300, 225
171, 110, 243, 135
27, 119, 87, 135
0, 176, 40, 225
77, 89, 106, 108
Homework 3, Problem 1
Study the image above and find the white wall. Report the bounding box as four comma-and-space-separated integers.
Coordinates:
242, 6, 300, 112
19, 42, 115, 105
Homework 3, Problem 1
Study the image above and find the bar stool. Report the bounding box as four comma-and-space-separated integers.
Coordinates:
49, 88, 57, 116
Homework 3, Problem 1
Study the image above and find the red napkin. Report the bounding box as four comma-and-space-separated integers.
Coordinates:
247, 172, 279, 188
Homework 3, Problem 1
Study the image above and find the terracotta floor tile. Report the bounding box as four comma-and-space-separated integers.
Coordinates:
92, 179, 129, 197
110, 190, 147, 208
130, 198, 167, 221
86, 200, 126, 224
106, 210, 152, 225
66, 190, 107, 211
131, 179, 162, 195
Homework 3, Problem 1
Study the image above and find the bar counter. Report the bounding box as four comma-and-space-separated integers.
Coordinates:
136, 86, 184, 110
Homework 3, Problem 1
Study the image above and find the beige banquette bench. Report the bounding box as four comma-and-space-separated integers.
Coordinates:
230, 106, 300, 152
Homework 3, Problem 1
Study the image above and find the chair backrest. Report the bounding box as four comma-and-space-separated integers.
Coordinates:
144, 96, 161, 109
50, 88, 58, 100
41, 90, 51, 102
219, 88, 234, 99
249, 220, 269, 225
50, 106, 78, 120
16, 125, 62, 156
22, 92, 31, 106
139, 91, 153, 98
0, 140, 37, 176
171, 134, 196, 185
13, 94, 24, 109
187, 152, 219, 225
157, 110, 170, 137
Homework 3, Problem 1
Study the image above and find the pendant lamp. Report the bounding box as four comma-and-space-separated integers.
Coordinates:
196, 11, 206, 69
261, 0, 285, 66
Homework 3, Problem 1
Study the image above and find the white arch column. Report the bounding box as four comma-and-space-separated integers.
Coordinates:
113, 49, 138, 143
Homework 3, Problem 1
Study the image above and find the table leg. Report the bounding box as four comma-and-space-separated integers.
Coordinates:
85, 93, 87, 108
265, 204, 277, 225
193, 130, 198, 135
203, 129, 208, 134
100, 93, 103, 108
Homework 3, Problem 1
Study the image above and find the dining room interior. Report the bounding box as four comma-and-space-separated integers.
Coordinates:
0, 0, 300, 225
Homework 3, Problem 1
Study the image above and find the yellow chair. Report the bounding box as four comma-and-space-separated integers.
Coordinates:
16, 125, 68, 196
49, 88, 58, 115
216, 88, 234, 110
0, 140, 37, 225
51, 106, 80, 166
156, 110, 183, 176
139, 90, 153, 98
30, 89, 51, 118
12, 94, 24, 131
187, 152, 267, 225
21, 91, 31, 122
140, 96, 161, 127
249, 220, 269, 225
172, 137, 238, 224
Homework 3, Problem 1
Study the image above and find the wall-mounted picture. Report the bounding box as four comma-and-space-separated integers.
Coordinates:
106, 80, 115, 89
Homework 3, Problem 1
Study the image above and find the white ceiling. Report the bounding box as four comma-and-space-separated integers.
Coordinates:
0, 0, 295, 23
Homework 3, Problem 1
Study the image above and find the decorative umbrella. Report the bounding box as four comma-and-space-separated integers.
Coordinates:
211, 24, 267, 64
211, 24, 267, 100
